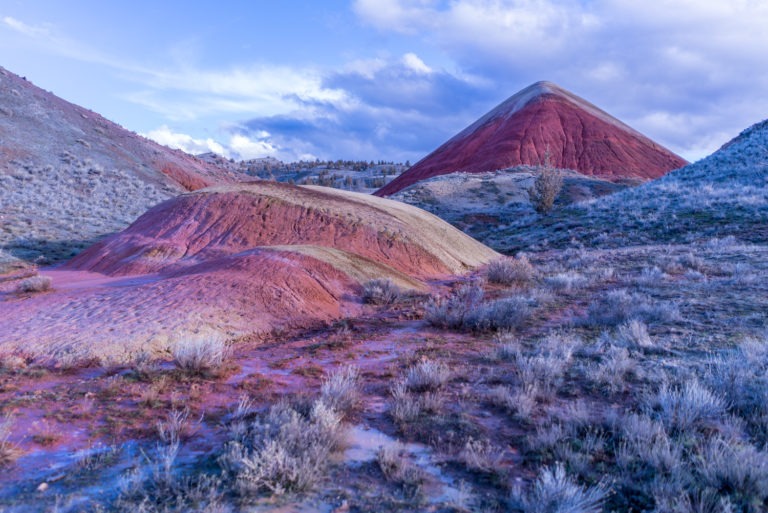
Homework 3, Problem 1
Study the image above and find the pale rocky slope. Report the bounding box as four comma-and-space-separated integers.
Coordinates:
0, 66, 238, 266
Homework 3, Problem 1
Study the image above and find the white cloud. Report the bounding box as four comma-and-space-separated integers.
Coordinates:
355, 0, 598, 61
143, 126, 282, 160
7, 5, 768, 165
143, 125, 228, 156
2, 16, 49, 37
228, 133, 278, 160
3, 16, 350, 126
143, 66, 347, 103
352, 0, 437, 33
402, 53, 432, 74
123, 65, 352, 123
344, 57, 388, 79
2, 15, 152, 74
586, 62, 624, 82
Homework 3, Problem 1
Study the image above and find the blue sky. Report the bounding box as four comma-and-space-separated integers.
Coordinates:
2, 1, 768, 163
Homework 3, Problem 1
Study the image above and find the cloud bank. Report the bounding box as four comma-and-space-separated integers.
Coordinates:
6, 2, 768, 163
351, 0, 768, 161
215, 0, 768, 162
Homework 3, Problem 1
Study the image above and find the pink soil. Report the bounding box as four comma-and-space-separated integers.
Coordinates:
0, 271, 582, 491
0, 248, 367, 363
0, 300, 444, 452
160, 163, 214, 191
0, 310, 438, 482
376, 81, 688, 196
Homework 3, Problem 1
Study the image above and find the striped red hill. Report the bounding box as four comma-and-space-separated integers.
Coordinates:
375, 81, 687, 196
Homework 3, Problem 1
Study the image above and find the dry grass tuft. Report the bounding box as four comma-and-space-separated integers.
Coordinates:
424, 282, 484, 329
376, 443, 425, 486
362, 278, 402, 305
320, 365, 361, 417
219, 400, 344, 496
404, 359, 451, 392
486, 255, 536, 286
645, 380, 727, 433
460, 438, 503, 474
15, 274, 52, 293
0, 414, 20, 466
510, 463, 609, 513
171, 335, 230, 375
586, 289, 680, 327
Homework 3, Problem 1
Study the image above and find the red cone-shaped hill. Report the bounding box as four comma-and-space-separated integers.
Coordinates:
375, 81, 687, 196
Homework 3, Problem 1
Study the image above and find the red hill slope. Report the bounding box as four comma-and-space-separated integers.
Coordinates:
376, 81, 687, 196
66, 182, 497, 279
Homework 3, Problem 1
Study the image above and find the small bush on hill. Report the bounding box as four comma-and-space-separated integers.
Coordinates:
405, 359, 451, 392
645, 380, 726, 433
460, 438, 504, 475
426, 283, 534, 332
465, 295, 532, 331
0, 414, 19, 466
320, 365, 360, 417
220, 400, 344, 496
614, 320, 654, 349
698, 437, 768, 509
586, 289, 680, 327
528, 164, 564, 215
510, 463, 609, 513
15, 274, 52, 293
389, 381, 444, 426
424, 282, 484, 329
376, 443, 425, 486
362, 278, 402, 305
486, 255, 536, 286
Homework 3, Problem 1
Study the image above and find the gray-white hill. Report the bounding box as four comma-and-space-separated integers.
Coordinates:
0, 66, 237, 268
496, 119, 768, 252
391, 165, 627, 248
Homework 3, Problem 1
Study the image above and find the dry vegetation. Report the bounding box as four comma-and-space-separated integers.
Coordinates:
14, 274, 52, 294
492, 119, 768, 252
2, 235, 766, 512
392, 165, 628, 246
1, 121, 767, 512
528, 164, 564, 214
0, 157, 176, 264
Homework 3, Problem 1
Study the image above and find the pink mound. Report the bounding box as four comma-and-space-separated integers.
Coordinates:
66, 182, 497, 279
0, 249, 364, 364
0, 182, 497, 363
375, 81, 688, 196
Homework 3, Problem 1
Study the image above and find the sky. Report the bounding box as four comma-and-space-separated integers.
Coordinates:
2, 1, 767, 164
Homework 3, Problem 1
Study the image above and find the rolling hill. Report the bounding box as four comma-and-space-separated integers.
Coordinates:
0, 182, 498, 364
